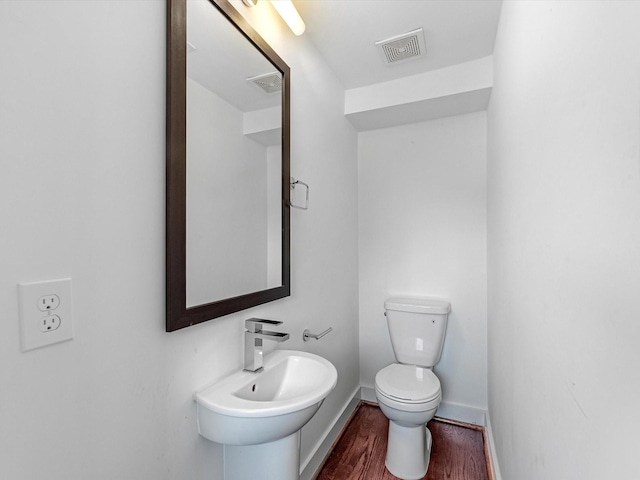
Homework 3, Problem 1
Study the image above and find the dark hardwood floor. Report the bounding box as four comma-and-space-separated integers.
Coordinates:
316, 403, 490, 480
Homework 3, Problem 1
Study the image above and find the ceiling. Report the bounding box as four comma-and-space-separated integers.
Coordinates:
294, 0, 503, 90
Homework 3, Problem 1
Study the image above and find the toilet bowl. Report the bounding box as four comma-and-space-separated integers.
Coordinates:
375, 363, 442, 480
375, 297, 450, 480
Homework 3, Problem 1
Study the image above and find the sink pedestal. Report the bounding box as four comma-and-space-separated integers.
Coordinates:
224, 431, 300, 480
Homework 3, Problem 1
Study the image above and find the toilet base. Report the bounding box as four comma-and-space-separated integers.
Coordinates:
385, 421, 433, 480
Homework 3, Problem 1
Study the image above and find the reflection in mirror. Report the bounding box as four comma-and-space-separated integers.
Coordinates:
166, 0, 290, 331
186, 0, 282, 307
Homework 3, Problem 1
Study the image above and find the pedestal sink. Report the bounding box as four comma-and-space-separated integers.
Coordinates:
195, 350, 338, 480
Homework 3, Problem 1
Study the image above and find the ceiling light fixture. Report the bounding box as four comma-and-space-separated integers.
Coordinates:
270, 0, 305, 36
241, 0, 305, 36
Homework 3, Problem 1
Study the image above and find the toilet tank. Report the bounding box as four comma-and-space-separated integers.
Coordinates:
384, 297, 451, 368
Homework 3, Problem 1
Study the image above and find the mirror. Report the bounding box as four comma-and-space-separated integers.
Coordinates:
166, 0, 290, 331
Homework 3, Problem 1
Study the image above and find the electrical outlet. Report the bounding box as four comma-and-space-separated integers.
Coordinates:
37, 294, 60, 312
18, 278, 74, 352
39, 315, 61, 332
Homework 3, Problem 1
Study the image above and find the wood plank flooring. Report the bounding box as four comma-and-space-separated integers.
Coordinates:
316, 403, 489, 480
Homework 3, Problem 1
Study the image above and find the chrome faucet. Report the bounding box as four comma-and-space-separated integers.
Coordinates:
244, 318, 289, 373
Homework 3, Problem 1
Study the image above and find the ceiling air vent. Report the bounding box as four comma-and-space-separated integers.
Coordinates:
375, 28, 426, 65
246, 72, 282, 95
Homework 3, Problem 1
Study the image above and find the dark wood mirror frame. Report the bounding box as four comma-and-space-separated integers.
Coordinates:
166, 0, 290, 332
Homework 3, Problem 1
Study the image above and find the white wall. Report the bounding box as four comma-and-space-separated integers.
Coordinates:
358, 112, 487, 417
0, 1, 359, 479
488, 1, 640, 478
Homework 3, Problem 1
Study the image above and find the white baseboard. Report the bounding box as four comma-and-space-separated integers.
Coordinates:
484, 410, 502, 480
359, 386, 486, 426
436, 401, 486, 426
359, 385, 377, 403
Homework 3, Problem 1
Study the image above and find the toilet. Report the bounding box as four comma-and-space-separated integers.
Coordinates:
374, 297, 451, 480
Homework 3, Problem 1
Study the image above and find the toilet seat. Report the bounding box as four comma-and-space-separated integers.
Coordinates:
375, 364, 441, 403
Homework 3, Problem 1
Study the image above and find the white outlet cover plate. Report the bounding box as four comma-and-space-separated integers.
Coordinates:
18, 278, 74, 352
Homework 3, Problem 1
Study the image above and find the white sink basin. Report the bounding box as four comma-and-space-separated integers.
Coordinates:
195, 350, 338, 446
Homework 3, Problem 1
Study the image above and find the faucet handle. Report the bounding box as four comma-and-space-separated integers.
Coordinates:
245, 318, 283, 332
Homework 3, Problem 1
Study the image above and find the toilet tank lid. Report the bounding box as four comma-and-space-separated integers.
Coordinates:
385, 297, 451, 314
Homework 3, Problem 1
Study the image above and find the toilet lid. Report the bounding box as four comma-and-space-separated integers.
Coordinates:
375, 364, 441, 403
